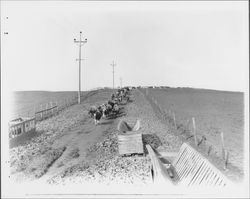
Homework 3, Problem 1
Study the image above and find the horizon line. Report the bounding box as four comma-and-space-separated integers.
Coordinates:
11, 86, 245, 93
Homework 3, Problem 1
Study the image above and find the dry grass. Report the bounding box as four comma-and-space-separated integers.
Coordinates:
10, 146, 66, 179
32, 146, 66, 178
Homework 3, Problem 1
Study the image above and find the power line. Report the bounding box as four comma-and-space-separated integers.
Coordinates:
74, 31, 87, 104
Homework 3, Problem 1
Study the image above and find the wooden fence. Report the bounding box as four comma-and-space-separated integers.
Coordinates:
11, 97, 78, 123
35, 105, 58, 121
11, 90, 100, 123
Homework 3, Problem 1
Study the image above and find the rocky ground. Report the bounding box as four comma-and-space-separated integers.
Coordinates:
9, 88, 243, 187
45, 88, 186, 186
9, 89, 160, 185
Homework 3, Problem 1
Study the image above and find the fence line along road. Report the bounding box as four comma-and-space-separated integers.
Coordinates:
139, 88, 230, 170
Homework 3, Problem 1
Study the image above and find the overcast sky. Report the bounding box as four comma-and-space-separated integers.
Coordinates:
1, 1, 248, 92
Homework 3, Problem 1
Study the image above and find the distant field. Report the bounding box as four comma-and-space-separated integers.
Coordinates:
146, 87, 244, 170
10, 91, 84, 119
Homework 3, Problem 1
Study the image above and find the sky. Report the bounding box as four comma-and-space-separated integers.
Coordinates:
1, 1, 249, 92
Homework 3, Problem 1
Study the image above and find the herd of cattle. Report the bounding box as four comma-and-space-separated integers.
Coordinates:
88, 87, 132, 125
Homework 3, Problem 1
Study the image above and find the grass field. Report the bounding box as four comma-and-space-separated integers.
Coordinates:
146, 87, 244, 170
10, 91, 85, 119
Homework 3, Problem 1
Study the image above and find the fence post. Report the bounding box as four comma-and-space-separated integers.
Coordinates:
185, 119, 190, 130
224, 150, 229, 170
59, 100, 61, 110
220, 132, 226, 160
56, 101, 58, 113
50, 102, 53, 115
173, 112, 177, 129
40, 104, 43, 120
34, 106, 36, 120
46, 103, 48, 118
192, 117, 198, 146
207, 145, 212, 156
158, 104, 163, 116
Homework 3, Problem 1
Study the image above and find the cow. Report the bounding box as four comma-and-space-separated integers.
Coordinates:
102, 104, 112, 118
94, 110, 102, 125
108, 100, 115, 109
112, 104, 119, 115
118, 96, 122, 103
97, 105, 103, 114
88, 106, 97, 118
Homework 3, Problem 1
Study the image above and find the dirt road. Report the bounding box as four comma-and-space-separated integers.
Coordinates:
9, 89, 119, 182
9, 88, 243, 187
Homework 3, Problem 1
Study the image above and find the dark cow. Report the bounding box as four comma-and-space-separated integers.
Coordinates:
108, 100, 115, 108
94, 110, 102, 125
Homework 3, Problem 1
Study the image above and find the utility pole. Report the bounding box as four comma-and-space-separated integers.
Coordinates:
74, 31, 87, 104
110, 61, 116, 89
120, 77, 122, 88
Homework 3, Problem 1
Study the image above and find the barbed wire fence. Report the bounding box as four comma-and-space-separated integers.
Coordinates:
141, 88, 229, 170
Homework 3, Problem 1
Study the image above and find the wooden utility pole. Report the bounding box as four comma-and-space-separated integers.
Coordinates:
120, 77, 122, 88
74, 31, 87, 104
110, 61, 116, 89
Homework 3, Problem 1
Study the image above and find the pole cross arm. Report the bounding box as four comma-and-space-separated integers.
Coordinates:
76, 58, 85, 61
74, 40, 87, 44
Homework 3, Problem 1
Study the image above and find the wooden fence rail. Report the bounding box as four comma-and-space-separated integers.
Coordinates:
147, 143, 230, 187
35, 105, 58, 121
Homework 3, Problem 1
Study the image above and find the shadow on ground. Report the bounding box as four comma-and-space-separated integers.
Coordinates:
9, 130, 44, 149
142, 134, 163, 154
